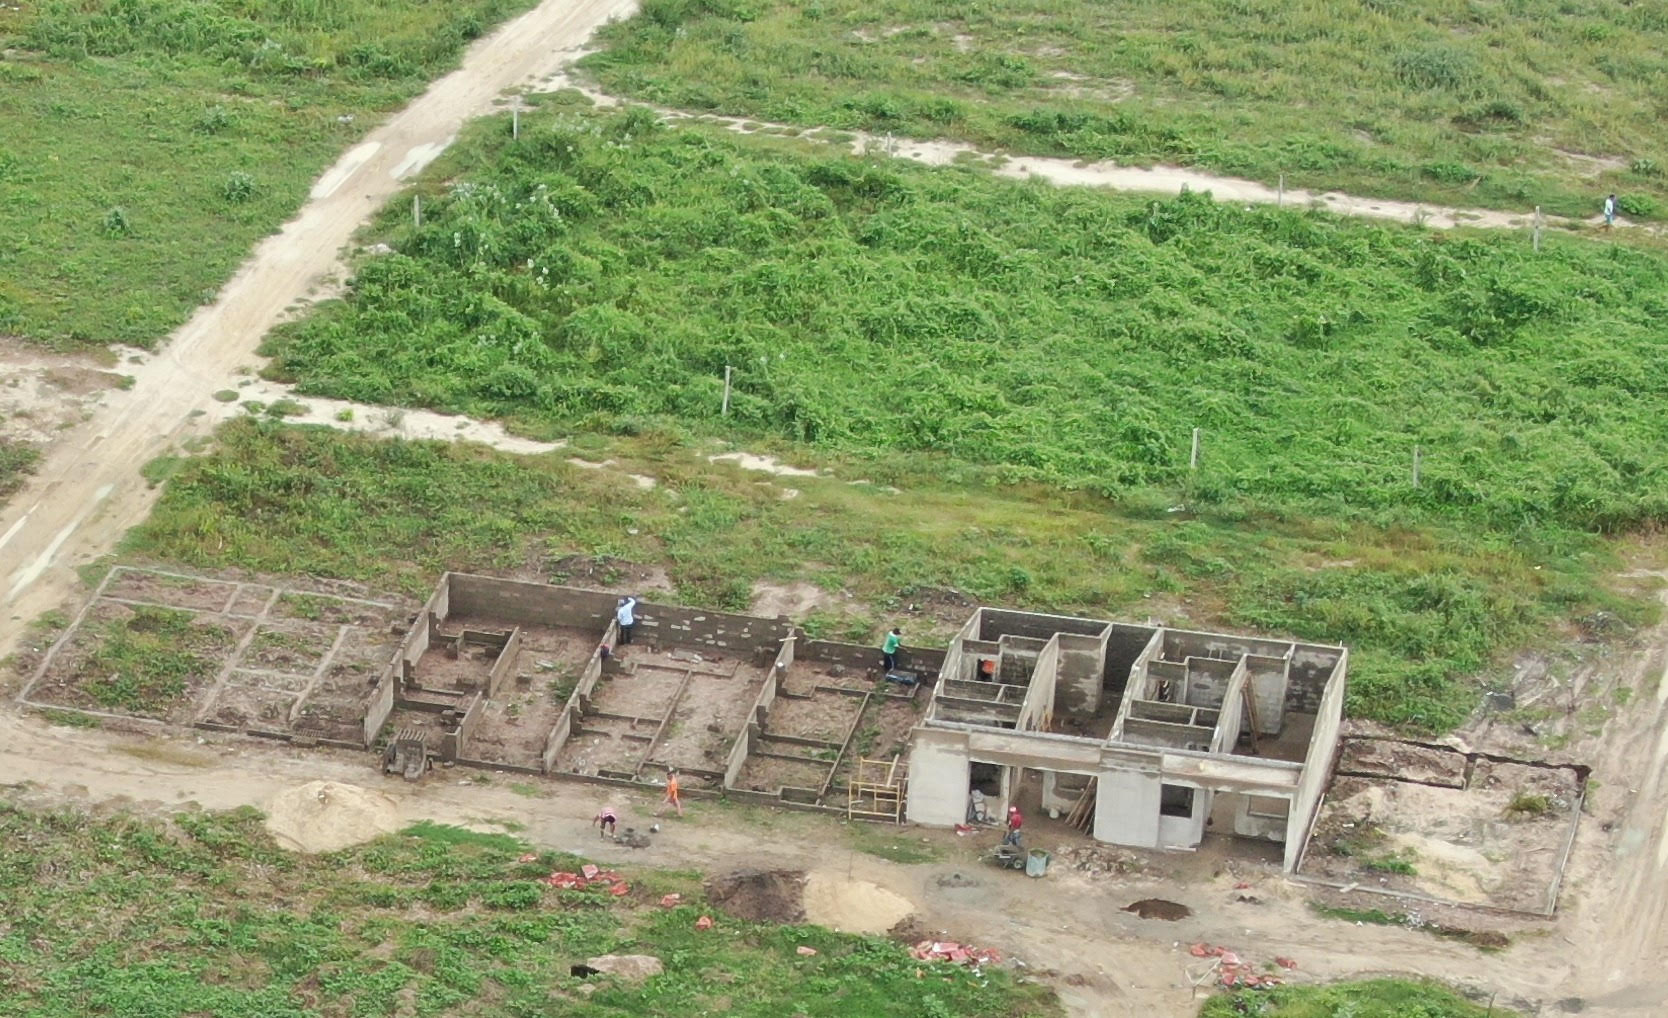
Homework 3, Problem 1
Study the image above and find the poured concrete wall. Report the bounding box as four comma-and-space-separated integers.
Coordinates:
906, 727, 973, 827
1183, 655, 1239, 708
1054, 631, 1108, 716
1245, 655, 1289, 735
1018, 639, 1059, 731
1283, 651, 1348, 871
1094, 766, 1161, 846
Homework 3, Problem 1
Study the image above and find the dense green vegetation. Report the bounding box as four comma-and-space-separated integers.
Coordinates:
1200, 979, 1517, 1018
268, 109, 1668, 536
125, 420, 1646, 730
0, 802, 1055, 1016
583, 0, 1668, 218
0, 0, 535, 349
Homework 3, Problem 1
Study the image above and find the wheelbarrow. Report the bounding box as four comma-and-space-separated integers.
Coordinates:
984, 844, 1027, 871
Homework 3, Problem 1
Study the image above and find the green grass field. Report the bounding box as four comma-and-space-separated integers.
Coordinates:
581, 0, 1668, 219
124, 419, 1649, 731
1200, 979, 1518, 1018
0, 0, 535, 350
0, 801, 1056, 1017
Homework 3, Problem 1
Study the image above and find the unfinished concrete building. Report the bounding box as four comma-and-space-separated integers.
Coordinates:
905, 608, 1347, 871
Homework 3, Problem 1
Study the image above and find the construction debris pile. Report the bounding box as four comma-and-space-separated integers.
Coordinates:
1052, 843, 1146, 878
1189, 942, 1296, 989
541, 861, 631, 896
911, 940, 1002, 967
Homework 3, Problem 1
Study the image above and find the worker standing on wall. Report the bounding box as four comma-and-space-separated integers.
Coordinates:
881, 627, 902, 672
1003, 805, 1024, 846
616, 596, 638, 646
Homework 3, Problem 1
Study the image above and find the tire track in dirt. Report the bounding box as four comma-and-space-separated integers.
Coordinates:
0, 0, 638, 661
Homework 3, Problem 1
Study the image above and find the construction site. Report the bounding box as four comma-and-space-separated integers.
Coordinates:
16, 566, 1584, 919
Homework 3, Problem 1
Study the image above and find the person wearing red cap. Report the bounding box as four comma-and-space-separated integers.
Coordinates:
1003, 804, 1023, 846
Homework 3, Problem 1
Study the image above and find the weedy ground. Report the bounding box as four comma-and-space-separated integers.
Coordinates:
124, 419, 1653, 732
1200, 978, 1519, 1018
0, 0, 536, 350
582, 0, 1668, 219
0, 440, 39, 498
246, 105, 1668, 730
0, 802, 1056, 1017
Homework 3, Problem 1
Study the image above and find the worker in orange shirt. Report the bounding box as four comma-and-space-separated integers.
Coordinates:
660, 768, 684, 818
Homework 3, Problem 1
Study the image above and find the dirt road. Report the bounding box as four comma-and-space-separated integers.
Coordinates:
0, 0, 636, 663
0, 709, 1539, 1017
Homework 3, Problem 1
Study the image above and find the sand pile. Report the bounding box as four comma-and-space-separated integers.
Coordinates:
264, 780, 401, 854
802, 870, 915, 934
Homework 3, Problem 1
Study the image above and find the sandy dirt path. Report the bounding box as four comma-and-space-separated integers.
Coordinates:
545, 76, 1634, 235
0, 707, 1571, 1017
0, 0, 636, 661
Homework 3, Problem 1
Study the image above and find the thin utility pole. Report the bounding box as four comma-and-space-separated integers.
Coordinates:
1190, 428, 1201, 471
721, 365, 732, 416
1532, 205, 1543, 252
413, 195, 421, 229
512, 98, 521, 140
1412, 445, 1422, 489
1277, 173, 1285, 208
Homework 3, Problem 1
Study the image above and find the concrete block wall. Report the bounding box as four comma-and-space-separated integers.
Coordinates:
362, 575, 447, 746
1124, 718, 1214, 751
800, 637, 945, 676
980, 609, 1107, 642
448, 573, 615, 629
643, 603, 793, 655
1094, 766, 1161, 847
440, 692, 483, 761
1162, 628, 1295, 665
486, 627, 522, 699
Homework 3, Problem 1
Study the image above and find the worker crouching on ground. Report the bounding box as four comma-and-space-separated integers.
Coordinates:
593, 805, 618, 838
1003, 805, 1024, 847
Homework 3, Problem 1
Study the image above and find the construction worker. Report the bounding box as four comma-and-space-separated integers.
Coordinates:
1003, 805, 1024, 846
881, 627, 902, 672
1604, 193, 1617, 228
616, 596, 637, 645
660, 768, 683, 817
593, 805, 619, 838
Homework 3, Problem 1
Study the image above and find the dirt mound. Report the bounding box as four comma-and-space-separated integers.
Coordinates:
802, 870, 915, 934
887, 914, 935, 944
704, 868, 807, 923
1123, 898, 1191, 920
264, 780, 401, 854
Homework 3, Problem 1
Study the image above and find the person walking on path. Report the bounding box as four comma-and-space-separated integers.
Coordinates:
660, 768, 684, 818
881, 627, 903, 672
593, 805, 619, 838
616, 596, 637, 646
1003, 805, 1024, 847
1604, 193, 1617, 229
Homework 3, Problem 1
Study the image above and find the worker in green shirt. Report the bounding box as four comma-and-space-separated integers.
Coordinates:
881, 628, 903, 672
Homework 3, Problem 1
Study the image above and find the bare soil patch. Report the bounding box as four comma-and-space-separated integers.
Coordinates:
264, 780, 401, 854
766, 692, 860, 743
1123, 898, 1191, 920
1337, 737, 1468, 787
802, 871, 915, 934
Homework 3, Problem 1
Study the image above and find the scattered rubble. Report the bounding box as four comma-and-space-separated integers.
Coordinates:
911, 940, 1001, 967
